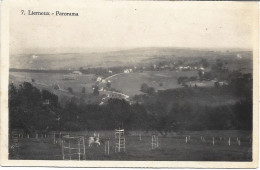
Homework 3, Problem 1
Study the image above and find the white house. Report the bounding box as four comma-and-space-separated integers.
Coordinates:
124, 69, 132, 73
199, 67, 205, 71
178, 66, 183, 70
219, 81, 229, 86
72, 71, 82, 75
96, 76, 102, 82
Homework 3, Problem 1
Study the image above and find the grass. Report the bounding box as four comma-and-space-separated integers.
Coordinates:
9, 70, 201, 105
9, 130, 252, 161
10, 70, 199, 97
9, 72, 96, 93
107, 71, 198, 96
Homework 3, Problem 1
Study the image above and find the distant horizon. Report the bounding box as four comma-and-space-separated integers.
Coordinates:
11, 46, 252, 55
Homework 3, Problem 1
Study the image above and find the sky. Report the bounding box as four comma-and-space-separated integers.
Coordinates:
9, 1, 257, 54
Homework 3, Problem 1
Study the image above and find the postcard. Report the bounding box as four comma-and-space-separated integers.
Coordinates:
0, 0, 259, 168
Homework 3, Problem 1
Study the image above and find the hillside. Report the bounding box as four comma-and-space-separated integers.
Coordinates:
10, 47, 252, 70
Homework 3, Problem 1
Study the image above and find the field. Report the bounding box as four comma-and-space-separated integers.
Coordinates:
107, 71, 201, 96
10, 48, 252, 70
10, 130, 252, 161
9, 72, 96, 93
10, 70, 213, 101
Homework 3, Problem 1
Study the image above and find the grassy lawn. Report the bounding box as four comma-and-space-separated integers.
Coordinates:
10, 130, 252, 161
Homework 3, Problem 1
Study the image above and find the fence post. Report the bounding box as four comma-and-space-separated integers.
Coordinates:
156, 135, 159, 148
105, 140, 110, 156
61, 139, 64, 160
78, 139, 81, 160
108, 140, 110, 155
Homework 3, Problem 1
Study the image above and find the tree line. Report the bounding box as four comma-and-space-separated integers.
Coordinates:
9, 70, 252, 135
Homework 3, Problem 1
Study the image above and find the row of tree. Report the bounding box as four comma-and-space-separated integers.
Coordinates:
9, 76, 252, 135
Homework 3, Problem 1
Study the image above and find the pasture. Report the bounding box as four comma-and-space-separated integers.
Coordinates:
9, 70, 206, 99
9, 72, 96, 93
10, 130, 252, 161
107, 71, 201, 96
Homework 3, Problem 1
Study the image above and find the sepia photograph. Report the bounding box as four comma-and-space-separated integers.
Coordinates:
1, 0, 259, 168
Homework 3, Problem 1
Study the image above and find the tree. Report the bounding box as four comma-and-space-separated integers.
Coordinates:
146, 101, 178, 136
9, 82, 59, 131
42, 89, 58, 106
53, 84, 60, 90
141, 83, 149, 93
216, 59, 223, 68
198, 70, 203, 80
212, 59, 224, 71
79, 67, 84, 73
147, 87, 155, 95
204, 72, 213, 80
106, 81, 111, 88
68, 87, 73, 94
201, 58, 209, 68
189, 76, 197, 81
81, 87, 86, 93
93, 86, 99, 96
214, 82, 220, 88
177, 76, 188, 84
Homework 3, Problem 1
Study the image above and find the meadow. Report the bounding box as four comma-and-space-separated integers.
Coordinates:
10, 130, 252, 161
9, 72, 96, 93
9, 70, 211, 100
96, 70, 202, 96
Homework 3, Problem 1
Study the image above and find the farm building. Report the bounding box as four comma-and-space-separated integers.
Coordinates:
124, 69, 132, 73
199, 67, 205, 71
218, 81, 229, 86
72, 71, 82, 75
96, 76, 103, 82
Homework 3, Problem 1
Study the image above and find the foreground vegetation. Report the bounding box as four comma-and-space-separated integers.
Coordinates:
10, 130, 252, 161
9, 67, 252, 136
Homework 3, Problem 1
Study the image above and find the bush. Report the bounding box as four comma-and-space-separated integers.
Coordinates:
93, 86, 99, 96
141, 83, 149, 93
177, 76, 188, 84
68, 87, 73, 94
147, 87, 155, 95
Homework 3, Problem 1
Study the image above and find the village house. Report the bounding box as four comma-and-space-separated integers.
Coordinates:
124, 69, 132, 73
72, 71, 82, 75
218, 81, 229, 86
96, 76, 103, 82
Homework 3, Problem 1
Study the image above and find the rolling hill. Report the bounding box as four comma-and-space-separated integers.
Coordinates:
10, 47, 252, 70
